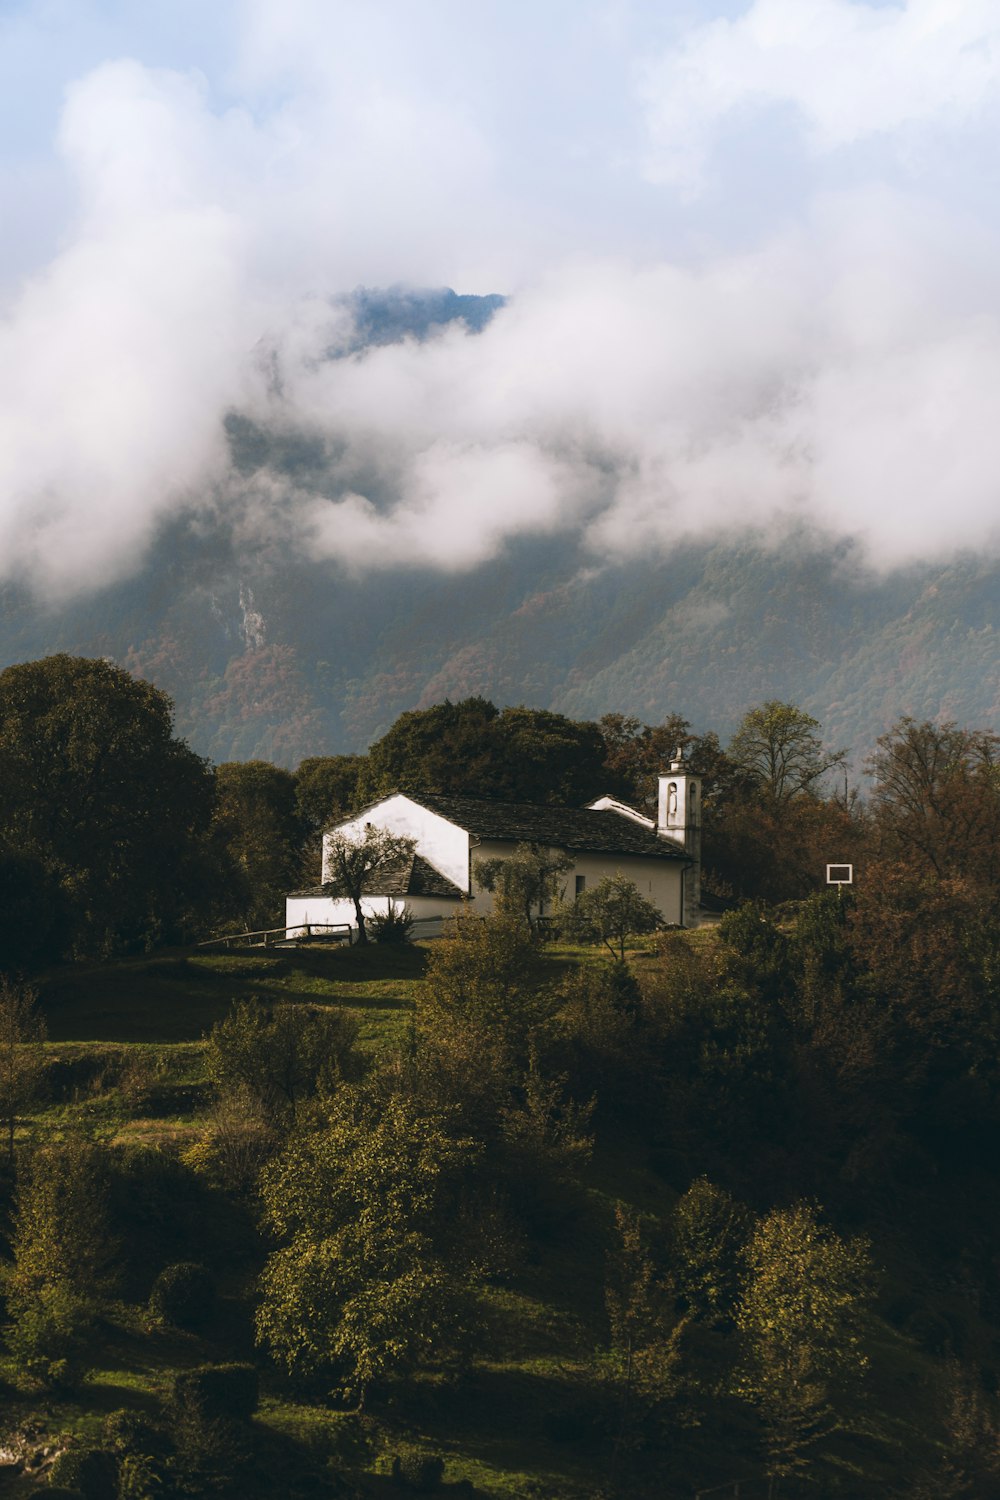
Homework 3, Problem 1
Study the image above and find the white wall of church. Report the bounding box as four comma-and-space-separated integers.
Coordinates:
285, 891, 461, 939
467, 839, 687, 926
322, 794, 470, 893
571, 853, 685, 926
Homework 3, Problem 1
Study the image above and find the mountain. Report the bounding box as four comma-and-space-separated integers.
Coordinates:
3, 288, 1000, 772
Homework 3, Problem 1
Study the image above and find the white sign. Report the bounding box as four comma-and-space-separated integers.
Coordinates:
826, 864, 853, 885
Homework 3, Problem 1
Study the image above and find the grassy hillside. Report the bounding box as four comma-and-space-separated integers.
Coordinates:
0, 934, 986, 1498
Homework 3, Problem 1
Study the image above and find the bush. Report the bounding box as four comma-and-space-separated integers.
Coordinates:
45, 1489, 86, 1500
172, 1362, 259, 1423
102, 1408, 170, 1459
368, 906, 415, 944
149, 1262, 216, 1331
391, 1452, 445, 1492
5, 1282, 98, 1391
116, 1452, 166, 1500
48, 1448, 119, 1500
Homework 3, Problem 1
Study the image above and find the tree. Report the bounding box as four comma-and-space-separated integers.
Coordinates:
360, 697, 501, 800
413, 911, 550, 1150
473, 842, 573, 931
419, 909, 545, 1058
0, 850, 66, 974
0, 977, 47, 1164
564, 873, 663, 959
867, 717, 1000, 883
256, 1085, 481, 1401
489, 706, 608, 805
605, 1204, 688, 1459
671, 1177, 750, 1325
729, 702, 846, 809
360, 697, 609, 805
295, 755, 366, 834
210, 761, 306, 931
0, 655, 214, 957
205, 1000, 360, 1128
3, 1135, 118, 1388
736, 1203, 874, 1492
322, 825, 417, 944
7, 1135, 118, 1301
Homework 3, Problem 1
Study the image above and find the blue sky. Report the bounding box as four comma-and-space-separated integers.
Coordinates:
2, 0, 1000, 594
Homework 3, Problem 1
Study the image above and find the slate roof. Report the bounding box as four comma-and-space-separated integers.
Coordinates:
413, 793, 692, 863
290, 851, 465, 901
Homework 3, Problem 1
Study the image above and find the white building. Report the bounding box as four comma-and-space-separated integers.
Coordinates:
286, 753, 702, 939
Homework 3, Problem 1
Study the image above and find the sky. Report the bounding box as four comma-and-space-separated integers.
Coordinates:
2, 0, 1000, 597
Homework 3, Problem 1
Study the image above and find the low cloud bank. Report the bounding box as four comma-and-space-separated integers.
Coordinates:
2, 7, 1000, 597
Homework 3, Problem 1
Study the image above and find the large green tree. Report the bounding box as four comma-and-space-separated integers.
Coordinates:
0, 655, 214, 958
210, 761, 305, 931
256, 1085, 480, 1401
736, 1203, 874, 1490
360, 698, 608, 805
295, 755, 366, 834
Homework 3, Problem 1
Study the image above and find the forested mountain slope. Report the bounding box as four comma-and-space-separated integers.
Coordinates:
3, 287, 999, 769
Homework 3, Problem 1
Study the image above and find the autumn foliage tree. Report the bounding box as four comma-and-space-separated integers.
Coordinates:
867, 717, 1000, 885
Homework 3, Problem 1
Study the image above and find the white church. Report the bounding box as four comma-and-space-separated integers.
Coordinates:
286, 751, 702, 938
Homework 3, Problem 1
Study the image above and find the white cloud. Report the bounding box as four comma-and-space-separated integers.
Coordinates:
0, 61, 255, 597
252, 187, 1000, 573
639, 0, 1000, 192
3, 11, 1000, 597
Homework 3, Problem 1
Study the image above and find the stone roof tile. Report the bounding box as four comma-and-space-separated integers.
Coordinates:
415, 793, 691, 862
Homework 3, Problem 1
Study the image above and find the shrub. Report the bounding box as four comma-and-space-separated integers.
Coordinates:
5, 1282, 98, 1391
44, 1489, 86, 1500
391, 1452, 445, 1491
172, 1362, 259, 1423
206, 1001, 360, 1128
180, 1097, 277, 1199
368, 906, 415, 944
102, 1408, 170, 1458
116, 1452, 166, 1500
48, 1448, 119, 1500
148, 1262, 216, 1331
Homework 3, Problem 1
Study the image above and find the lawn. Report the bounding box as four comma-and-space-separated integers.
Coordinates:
36, 942, 430, 1047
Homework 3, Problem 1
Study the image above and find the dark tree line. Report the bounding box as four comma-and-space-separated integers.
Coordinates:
8, 651, 999, 971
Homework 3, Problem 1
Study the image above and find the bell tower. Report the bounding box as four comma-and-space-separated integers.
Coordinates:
657, 749, 701, 926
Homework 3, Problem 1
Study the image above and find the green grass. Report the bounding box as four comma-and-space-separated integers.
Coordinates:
35, 933, 694, 1050
37, 942, 430, 1047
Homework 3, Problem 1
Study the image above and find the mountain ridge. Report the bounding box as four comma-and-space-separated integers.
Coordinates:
3, 287, 998, 772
